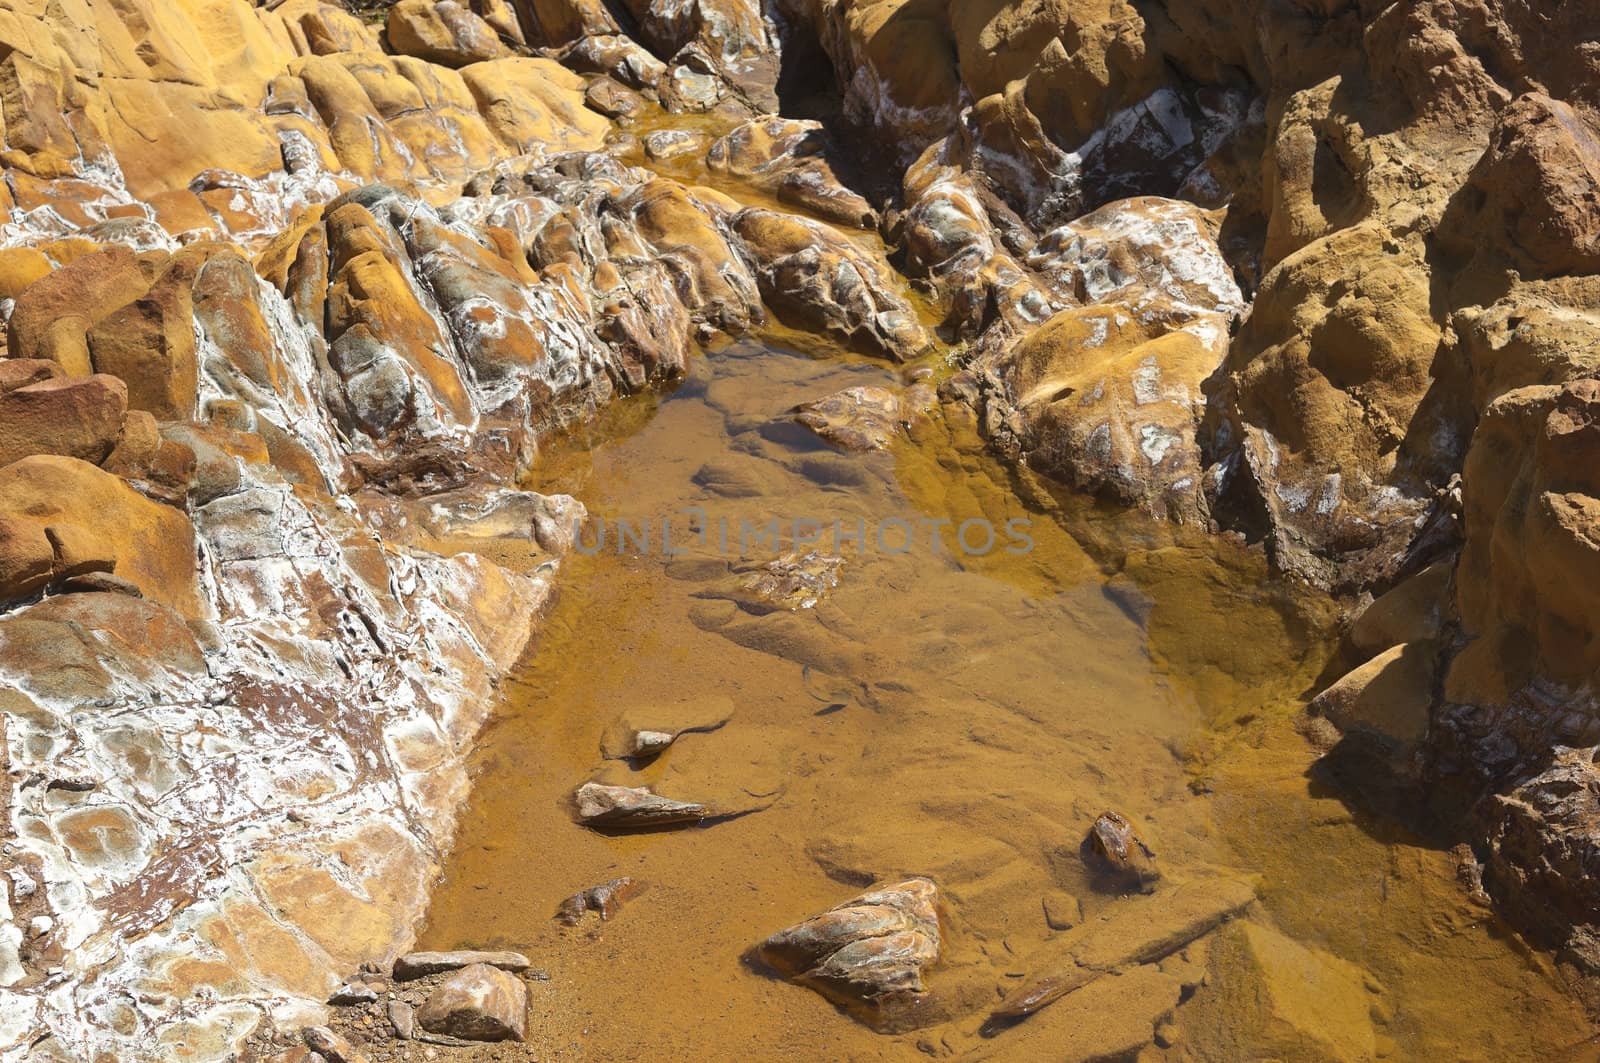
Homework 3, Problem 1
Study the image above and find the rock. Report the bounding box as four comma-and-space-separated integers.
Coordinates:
706, 118, 876, 229
329, 981, 379, 1005
756, 878, 942, 1031
386, 0, 506, 67
731, 208, 927, 361
598, 696, 735, 760
1083, 811, 1160, 891
1349, 562, 1452, 657
415, 962, 528, 1042
572, 782, 709, 829
6, 247, 157, 375
988, 877, 1255, 1029
53, 572, 142, 598
1309, 642, 1436, 748
0, 374, 128, 469
974, 965, 1183, 1061
460, 59, 611, 156
554, 877, 645, 925
790, 386, 905, 451
1189, 921, 1377, 1063
86, 253, 201, 420
392, 950, 532, 981
389, 1000, 416, 1040
0, 456, 199, 614
302, 1026, 371, 1063
644, 129, 711, 162
717, 552, 842, 614
1448, 93, 1600, 277
584, 77, 646, 120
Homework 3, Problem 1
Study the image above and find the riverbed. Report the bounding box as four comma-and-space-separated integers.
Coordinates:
417, 333, 1591, 1061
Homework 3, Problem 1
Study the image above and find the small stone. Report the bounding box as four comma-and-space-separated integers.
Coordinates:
1083, 810, 1160, 891
388, 1001, 415, 1040
329, 982, 379, 1005
416, 963, 528, 1043
302, 1025, 371, 1063
28, 916, 53, 939
572, 782, 708, 829
392, 950, 531, 981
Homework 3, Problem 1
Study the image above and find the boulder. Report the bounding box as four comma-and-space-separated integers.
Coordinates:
706, 118, 875, 229
385, 0, 505, 67
756, 877, 941, 1032
0, 373, 127, 468
86, 254, 201, 421
1310, 642, 1436, 748
731, 208, 927, 361
7, 246, 158, 375
0, 456, 199, 614
415, 962, 528, 1042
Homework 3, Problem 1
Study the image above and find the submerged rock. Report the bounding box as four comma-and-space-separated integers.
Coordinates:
756, 878, 942, 1031
555, 877, 646, 925
790, 386, 907, 452
416, 962, 528, 1042
1083, 811, 1160, 891
598, 697, 735, 760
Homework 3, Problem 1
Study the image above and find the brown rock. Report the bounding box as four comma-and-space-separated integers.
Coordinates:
0, 374, 127, 468
572, 782, 708, 829
0, 456, 200, 615
7, 246, 157, 375
302, 1025, 371, 1063
415, 962, 528, 1042
757, 877, 941, 1032
554, 877, 644, 925
1083, 811, 1159, 891
86, 255, 201, 421
1310, 642, 1436, 748
791, 386, 906, 451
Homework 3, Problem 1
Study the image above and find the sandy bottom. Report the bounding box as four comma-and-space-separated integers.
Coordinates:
419, 338, 1593, 1061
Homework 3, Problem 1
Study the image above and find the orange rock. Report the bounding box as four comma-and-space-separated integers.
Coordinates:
460, 58, 610, 156
7, 247, 160, 376
0, 456, 199, 615
0, 374, 129, 468
0, 248, 54, 303
386, 0, 506, 68
87, 254, 202, 421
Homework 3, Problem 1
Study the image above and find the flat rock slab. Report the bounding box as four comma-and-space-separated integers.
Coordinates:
573, 782, 709, 829
393, 950, 531, 981
416, 962, 528, 1043
757, 877, 942, 1031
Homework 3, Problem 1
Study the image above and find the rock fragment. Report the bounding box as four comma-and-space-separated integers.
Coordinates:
572, 782, 709, 829
416, 962, 528, 1042
756, 877, 942, 1031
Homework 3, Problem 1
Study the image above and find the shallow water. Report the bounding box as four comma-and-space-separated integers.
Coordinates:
418, 337, 1594, 1061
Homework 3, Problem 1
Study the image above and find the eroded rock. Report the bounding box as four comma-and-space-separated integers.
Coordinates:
757, 878, 942, 1031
